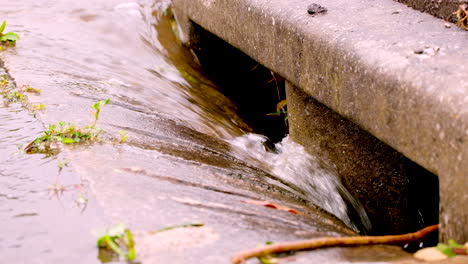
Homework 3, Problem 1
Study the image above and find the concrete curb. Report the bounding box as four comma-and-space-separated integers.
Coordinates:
173, 0, 468, 241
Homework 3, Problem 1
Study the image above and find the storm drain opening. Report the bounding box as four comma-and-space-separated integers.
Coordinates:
185, 21, 439, 242
188, 22, 288, 143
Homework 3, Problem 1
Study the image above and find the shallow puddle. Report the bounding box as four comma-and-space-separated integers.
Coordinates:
0, 92, 105, 263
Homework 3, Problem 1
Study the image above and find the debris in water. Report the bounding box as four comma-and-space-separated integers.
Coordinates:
151, 223, 205, 233
96, 223, 136, 262
242, 200, 303, 215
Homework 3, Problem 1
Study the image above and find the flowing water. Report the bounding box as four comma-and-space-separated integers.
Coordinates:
0, 0, 372, 263
0, 68, 104, 262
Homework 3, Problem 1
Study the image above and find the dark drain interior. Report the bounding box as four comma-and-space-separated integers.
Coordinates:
188, 23, 288, 143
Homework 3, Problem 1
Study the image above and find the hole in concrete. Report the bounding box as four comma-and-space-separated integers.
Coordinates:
188, 22, 288, 142
186, 21, 439, 241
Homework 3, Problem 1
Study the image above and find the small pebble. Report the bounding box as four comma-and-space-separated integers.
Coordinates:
414, 46, 439, 56
413, 247, 448, 261
308, 3, 327, 16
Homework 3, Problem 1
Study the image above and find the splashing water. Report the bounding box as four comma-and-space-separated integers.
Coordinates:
230, 134, 371, 232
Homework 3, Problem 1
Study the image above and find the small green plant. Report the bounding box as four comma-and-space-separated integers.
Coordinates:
436, 239, 468, 257
266, 100, 287, 120
25, 99, 110, 154
29, 103, 46, 111
0, 77, 8, 87
1, 81, 46, 112
0, 21, 20, 45
118, 130, 129, 143
6, 90, 27, 103
19, 84, 41, 94
97, 223, 136, 262
1, 77, 36, 108
92, 99, 110, 127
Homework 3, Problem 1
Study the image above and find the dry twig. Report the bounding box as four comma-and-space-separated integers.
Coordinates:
231, 224, 439, 264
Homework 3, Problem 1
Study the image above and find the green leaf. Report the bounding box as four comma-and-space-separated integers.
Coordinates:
96, 236, 107, 247
436, 243, 457, 257
92, 99, 110, 110
61, 138, 75, 144
258, 256, 276, 264
103, 236, 126, 258
448, 239, 464, 248
2, 32, 20, 41
125, 229, 136, 260
266, 112, 281, 117
0, 21, 6, 34
92, 101, 100, 110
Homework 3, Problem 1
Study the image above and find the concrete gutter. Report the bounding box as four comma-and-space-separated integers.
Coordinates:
172, 0, 468, 241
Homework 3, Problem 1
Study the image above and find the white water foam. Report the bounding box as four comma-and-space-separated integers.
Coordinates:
230, 134, 371, 232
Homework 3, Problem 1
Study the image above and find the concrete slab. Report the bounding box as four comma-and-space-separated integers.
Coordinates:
172, 0, 468, 241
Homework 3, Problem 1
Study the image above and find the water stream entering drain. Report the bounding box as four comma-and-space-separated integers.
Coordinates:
230, 134, 371, 232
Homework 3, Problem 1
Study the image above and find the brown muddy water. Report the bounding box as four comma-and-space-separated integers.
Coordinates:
0, 0, 379, 263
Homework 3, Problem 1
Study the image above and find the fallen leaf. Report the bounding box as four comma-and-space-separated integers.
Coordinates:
242, 200, 303, 215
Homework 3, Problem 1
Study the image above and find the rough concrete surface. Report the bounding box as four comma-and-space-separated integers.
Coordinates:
172, 0, 468, 241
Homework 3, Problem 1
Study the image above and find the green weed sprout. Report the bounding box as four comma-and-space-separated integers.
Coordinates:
1, 78, 46, 111
266, 100, 288, 120
118, 130, 129, 143
437, 239, 467, 257
6, 90, 27, 103
29, 103, 46, 111
92, 99, 110, 127
19, 84, 41, 94
25, 99, 111, 154
0, 21, 20, 45
97, 223, 136, 261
